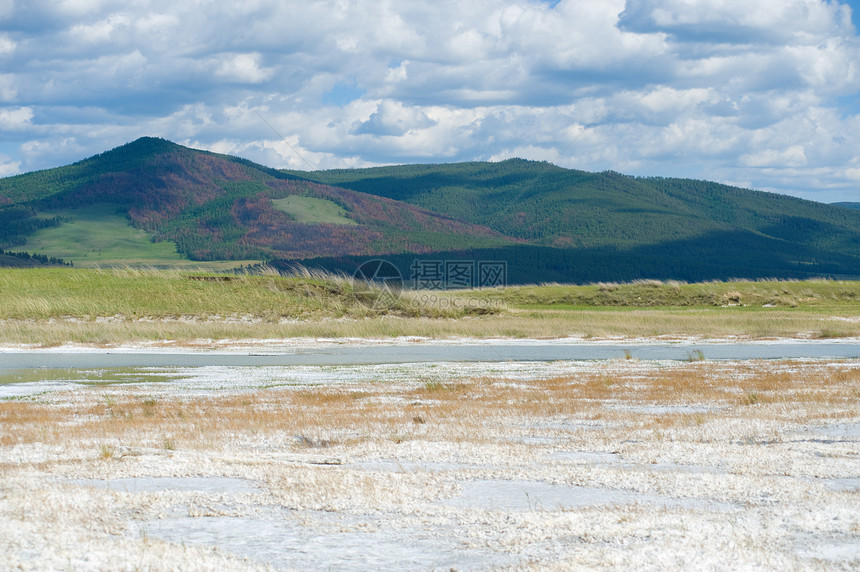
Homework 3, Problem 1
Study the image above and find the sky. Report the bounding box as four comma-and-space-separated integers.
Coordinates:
1, 0, 859, 203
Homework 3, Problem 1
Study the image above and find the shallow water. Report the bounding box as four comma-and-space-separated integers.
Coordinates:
0, 361, 594, 398
0, 367, 180, 398
441, 479, 738, 512
107, 475, 737, 570
78, 476, 515, 570
796, 538, 860, 562
352, 459, 488, 472
550, 451, 727, 474
2, 341, 859, 370
3, 344, 859, 400
137, 509, 516, 571
68, 476, 262, 495
811, 423, 860, 440
823, 477, 860, 492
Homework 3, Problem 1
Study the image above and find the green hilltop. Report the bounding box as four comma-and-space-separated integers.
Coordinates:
833, 202, 860, 211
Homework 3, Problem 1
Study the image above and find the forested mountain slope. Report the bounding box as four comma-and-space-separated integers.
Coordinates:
0, 138, 509, 263
293, 160, 860, 256
2, 138, 858, 282
833, 202, 860, 211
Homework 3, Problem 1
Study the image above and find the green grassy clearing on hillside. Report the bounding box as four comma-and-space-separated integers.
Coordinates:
271, 196, 357, 225
25, 205, 259, 269
0, 269, 858, 345
28, 205, 183, 266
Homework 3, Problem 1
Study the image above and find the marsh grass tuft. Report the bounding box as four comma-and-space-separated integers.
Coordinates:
141, 397, 157, 417
294, 434, 334, 448
685, 349, 706, 362
816, 329, 844, 339
99, 444, 115, 459
422, 380, 449, 392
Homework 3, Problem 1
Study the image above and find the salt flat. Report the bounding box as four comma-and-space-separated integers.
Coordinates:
0, 354, 858, 570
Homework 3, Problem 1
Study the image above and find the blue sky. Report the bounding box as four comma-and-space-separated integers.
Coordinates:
1, 0, 859, 202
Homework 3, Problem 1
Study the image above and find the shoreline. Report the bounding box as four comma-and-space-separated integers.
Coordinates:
3, 334, 860, 354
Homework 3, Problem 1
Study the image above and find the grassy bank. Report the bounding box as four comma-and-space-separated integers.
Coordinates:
463, 278, 860, 308
0, 268, 858, 345
0, 267, 484, 321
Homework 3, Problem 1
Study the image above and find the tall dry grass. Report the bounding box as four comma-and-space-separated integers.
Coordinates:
1, 268, 858, 345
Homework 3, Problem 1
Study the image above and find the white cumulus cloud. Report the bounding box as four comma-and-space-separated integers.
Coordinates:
0, 0, 857, 201
214, 53, 273, 84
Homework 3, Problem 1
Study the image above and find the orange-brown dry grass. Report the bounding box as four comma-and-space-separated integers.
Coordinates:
1, 361, 858, 464
410, 361, 859, 410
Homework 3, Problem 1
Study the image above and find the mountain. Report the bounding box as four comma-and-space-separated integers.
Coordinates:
0, 138, 509, 263
2, 138, 859, 282
291, 160, 860, 254
286, 160, 860, 281
833, 202, 860, 210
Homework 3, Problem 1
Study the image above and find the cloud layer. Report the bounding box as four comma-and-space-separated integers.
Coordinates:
1, 0, 859, 201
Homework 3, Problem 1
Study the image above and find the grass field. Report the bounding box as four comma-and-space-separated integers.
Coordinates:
25, 205, 259, 269
470, 278, 860, 308
0, 268, 859, 345
271, 196, 357, 225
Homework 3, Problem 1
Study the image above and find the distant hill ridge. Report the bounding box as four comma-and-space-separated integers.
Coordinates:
0, 137, 508, 262
283, 159, 860, 281
1, 137, 859, 282
289, 161, 860, 253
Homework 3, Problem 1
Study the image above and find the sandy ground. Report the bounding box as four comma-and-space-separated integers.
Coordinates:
1, 354, 858, 570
